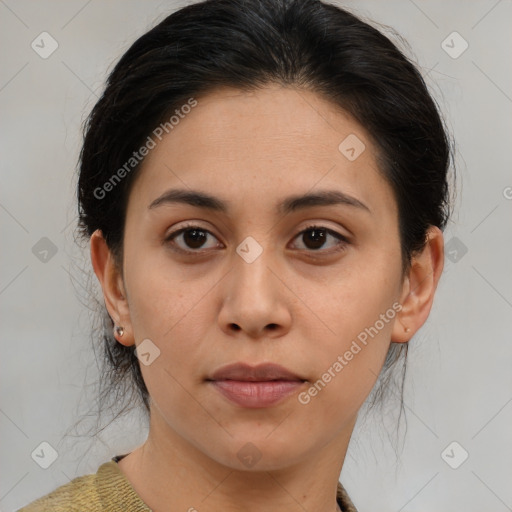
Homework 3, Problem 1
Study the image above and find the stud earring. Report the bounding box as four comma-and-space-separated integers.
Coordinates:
404, 327, 411, 333
114, 325, 125, 337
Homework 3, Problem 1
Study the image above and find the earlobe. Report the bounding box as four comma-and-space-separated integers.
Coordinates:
392, 226, 445, 343
90, 229, 135, 347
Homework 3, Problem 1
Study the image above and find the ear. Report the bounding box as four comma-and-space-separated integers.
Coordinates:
90, 229, 135, 347
392, 226, 445, 343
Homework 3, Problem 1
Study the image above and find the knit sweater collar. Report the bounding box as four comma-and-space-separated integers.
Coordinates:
109, 455, 357, 511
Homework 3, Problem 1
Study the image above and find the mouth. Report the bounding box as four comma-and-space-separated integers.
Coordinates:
206, 362, 307, 408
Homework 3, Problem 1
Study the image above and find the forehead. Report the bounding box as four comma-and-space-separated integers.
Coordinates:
128, 85, 396, 220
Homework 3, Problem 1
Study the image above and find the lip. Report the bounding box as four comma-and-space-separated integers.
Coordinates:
208, 362, 305, 382
207, 363, 306, 408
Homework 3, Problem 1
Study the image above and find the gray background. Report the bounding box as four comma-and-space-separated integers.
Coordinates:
1, 1, 511, 511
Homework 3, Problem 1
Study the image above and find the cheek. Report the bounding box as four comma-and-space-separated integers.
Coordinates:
301, 261, 401, 405
124, 258, 222, 391
296, 300, 397, 423
319, 262, 400, 342
125, 252, 211, 338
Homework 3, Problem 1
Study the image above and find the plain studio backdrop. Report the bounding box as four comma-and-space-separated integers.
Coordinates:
0, 1, 511, 511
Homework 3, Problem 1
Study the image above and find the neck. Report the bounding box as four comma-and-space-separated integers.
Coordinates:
118, 408, 356, 512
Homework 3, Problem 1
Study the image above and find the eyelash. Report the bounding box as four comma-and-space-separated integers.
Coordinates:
164, 223, 349, 257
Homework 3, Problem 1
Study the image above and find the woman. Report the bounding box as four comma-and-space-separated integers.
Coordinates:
20, 0, 451, 510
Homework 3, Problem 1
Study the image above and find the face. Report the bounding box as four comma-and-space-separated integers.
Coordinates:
116, 85, 407, 470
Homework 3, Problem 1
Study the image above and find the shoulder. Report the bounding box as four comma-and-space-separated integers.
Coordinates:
17, 471, 100, 512
18, 460, 151, 512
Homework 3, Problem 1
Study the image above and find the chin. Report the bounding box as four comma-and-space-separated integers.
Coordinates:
202, 434, 309, 472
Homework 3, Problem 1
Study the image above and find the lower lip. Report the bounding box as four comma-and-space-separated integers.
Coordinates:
209, 380, 305, 408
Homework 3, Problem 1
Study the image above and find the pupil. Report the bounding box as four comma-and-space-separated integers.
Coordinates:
304, 228, 326, 249
184, 229, 206, 249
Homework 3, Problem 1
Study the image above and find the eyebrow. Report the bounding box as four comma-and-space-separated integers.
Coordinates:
148, 188, 370, 214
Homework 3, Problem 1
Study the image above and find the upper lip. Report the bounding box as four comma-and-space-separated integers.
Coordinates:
208, 363, 305, 382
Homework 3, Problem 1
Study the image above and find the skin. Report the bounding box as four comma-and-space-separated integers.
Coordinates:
91, 85, 444, 512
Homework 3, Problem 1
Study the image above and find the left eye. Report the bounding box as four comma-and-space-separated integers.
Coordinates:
290, 225, 348, 252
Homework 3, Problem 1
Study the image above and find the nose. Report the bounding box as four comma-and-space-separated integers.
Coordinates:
217, 243, 292, 340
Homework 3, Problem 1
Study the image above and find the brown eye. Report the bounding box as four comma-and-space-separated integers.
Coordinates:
302, 227, 327, 250
181, 228, 208, 249
291, 225, 348, 253
165, 225, 221, 253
